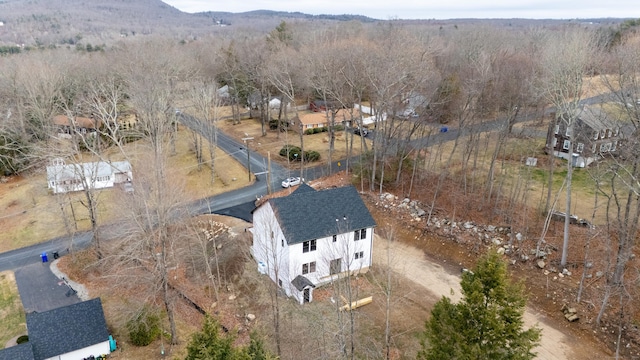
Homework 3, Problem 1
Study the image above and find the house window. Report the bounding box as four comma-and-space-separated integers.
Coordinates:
355, 251, 364, 260
281, 239, 284, 247
600, 129, 606, 139
354, 230, 360, 241
600, 142, 612, 152
593, 131, 599, 140
354, 229, 367, 241
330, 258, 342, 275
360, 229, 366, 239
565, 127, 571, 137
552, 138, 558, 147
333, 235, 337, 242
302, 261, 316, 274
592, 144, 597, 153
614, 128, 619, 137
278, 279, 282, 287
303, 239, 317, 253
576, 143, 584, 152
562, 140, 570, 150
554, 124, 559, 134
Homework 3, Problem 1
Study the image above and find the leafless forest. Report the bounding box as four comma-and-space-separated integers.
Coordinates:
3, 0, 640, 357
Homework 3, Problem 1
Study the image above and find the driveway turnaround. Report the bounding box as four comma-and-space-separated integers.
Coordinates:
14, 262, 80, 313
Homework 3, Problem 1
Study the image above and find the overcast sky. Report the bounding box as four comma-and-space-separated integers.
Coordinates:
163, 0, 640, 20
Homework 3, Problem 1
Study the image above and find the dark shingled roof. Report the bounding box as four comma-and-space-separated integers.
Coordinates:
0, 343, 35, 360
26, 298, 109, 360
291, 275, 315, 291
577, 106, 616, 131
268, 185, 376, 245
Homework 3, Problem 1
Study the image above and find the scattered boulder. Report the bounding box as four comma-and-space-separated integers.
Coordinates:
246, 313, 256, 322
562, 304, 579, 322
537, 260, 546, 269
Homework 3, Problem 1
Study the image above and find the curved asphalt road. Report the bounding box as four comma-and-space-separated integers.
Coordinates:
0, 112, 333, 272
0, 93, 614, 272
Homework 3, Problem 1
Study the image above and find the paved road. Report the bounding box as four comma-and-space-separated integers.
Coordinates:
0, 112, 334, 272
0, 93, 614, 272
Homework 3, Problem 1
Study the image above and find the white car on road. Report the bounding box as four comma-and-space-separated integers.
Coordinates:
281, 177, 303, 188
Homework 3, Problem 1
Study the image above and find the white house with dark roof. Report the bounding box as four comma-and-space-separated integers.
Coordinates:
46, 159, 132, 194
0, 298, 113, 360
251, 184, 376, 304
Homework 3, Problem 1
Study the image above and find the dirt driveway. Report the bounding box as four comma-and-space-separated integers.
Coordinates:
372, 235, 609, 360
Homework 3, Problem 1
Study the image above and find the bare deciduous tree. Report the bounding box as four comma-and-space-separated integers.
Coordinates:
541, 28, 598, 268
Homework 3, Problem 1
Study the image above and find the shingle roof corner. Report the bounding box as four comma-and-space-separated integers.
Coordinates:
26, 298, 109, 360
291, 182, 316, 195
0, 343, 35, 360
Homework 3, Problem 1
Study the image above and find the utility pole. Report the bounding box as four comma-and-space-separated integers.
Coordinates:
242, 136, 254, 182
267, 151, 272, 194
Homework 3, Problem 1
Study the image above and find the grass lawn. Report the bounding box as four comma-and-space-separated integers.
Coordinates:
0, 271, 26, 348
419, 128, 612, 225
0, 125, 250, 253
217, 116, 371, 171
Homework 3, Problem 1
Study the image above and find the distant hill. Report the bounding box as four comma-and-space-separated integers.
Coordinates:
0, 0, 219, 46
200, 9, 378, 23
0, 0, 627, 49
0, 0, 378, 47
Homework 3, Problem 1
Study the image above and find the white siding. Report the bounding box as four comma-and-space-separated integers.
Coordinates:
251, 203, 292, 296
46, 340, 110, 360
46, 161, 132, 194
285, 228, 373, 287
252, 201, 374, 303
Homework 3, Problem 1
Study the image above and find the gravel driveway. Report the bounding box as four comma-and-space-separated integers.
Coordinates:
372, 234, 609, 360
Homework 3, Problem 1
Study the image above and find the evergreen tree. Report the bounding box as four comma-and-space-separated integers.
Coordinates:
185, 315, 236, 360
245, 331, 272, 360
418, 252, 541, 360
185, 316, 276, 360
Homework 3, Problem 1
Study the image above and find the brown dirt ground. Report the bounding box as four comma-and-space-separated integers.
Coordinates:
366, 170, 640, 359
55, 170, 631, 359
7, 102, 637, 358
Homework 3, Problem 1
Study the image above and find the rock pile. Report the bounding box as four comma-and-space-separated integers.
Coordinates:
377, 192, 519, 251
562, 303, 579, 322
374, 192, 569, 272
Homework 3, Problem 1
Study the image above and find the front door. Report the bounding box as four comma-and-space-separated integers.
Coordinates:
330, 258, 342, 275
303, 288, 311, 303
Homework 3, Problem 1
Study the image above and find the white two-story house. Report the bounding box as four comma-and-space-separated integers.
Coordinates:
251, 184, 377, 304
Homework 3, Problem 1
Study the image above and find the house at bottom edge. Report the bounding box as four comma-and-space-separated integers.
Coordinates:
250, 183, 377, 304
0, 298, 114, 360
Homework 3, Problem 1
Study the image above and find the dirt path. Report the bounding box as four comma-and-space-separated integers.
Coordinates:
372, 235, 608, 360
